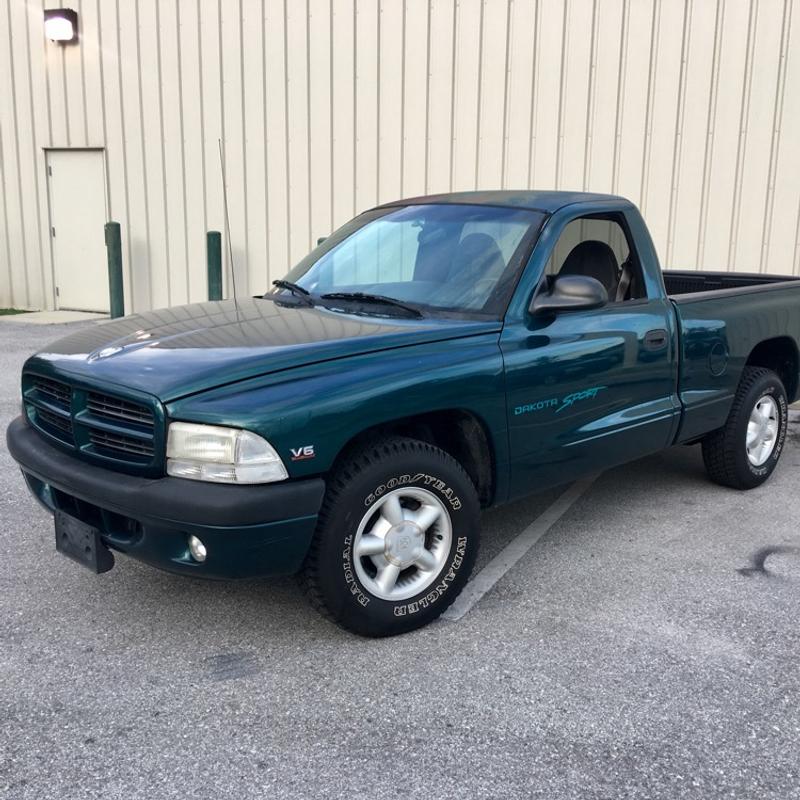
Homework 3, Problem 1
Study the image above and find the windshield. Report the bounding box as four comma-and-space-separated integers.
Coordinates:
275, 204, 544, 319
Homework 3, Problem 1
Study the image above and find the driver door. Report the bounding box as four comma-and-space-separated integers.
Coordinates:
501, 213, 680, 500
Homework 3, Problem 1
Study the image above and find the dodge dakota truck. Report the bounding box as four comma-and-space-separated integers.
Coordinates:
7, 191, 800, 636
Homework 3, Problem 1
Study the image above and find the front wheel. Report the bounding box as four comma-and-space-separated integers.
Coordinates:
702, 367, 788, 490
302, 437, 480, 636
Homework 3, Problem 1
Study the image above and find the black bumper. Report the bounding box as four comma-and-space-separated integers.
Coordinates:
6, 416, 326, 578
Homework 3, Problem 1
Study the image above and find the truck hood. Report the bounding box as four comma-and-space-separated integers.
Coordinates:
26, 298, 500, 401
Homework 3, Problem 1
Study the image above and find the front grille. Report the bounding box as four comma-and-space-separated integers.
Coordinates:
87, 392, 154, 428
89, 430, 155, 458
34, 377, 72, 410
23, 372, 162, 473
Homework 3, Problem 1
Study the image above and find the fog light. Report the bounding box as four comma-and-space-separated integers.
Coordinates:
188, 535, 207, 562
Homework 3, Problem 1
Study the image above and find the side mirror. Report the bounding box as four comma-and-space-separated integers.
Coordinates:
529, 274, 608, 316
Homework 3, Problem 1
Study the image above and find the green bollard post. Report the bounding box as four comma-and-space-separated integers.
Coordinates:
104, 222, 124, 318
207, 231, 223, 301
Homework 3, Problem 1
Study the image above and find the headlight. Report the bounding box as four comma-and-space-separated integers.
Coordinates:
166, 422, 288, 484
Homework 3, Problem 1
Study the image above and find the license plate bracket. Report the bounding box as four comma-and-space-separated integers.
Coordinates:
54, 510, 115, 573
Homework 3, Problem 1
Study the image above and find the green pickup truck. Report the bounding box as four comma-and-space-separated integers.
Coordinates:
7, 191, 800, 636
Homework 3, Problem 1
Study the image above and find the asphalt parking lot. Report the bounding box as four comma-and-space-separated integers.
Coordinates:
1, 319, 799, 800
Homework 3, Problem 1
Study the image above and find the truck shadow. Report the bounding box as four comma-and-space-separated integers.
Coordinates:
737, 545, 800, 577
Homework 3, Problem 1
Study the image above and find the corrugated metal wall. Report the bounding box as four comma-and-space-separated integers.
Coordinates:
2, 0, 800, 313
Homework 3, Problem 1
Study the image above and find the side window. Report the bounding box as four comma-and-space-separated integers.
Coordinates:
544, 216, 646, 302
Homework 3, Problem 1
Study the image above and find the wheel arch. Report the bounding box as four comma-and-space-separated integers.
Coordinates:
330, 409, 497, 507
745, 336, 799, 402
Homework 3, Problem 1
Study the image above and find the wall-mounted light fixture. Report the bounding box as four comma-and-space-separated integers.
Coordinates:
44, 8, 79, 44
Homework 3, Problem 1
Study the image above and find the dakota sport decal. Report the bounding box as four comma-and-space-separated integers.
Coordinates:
514, 386, 606, 417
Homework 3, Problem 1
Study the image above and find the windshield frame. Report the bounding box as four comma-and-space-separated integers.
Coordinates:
269, 203, 547, 321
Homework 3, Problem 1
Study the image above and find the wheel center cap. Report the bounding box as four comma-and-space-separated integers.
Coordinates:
384, 521, 425, 568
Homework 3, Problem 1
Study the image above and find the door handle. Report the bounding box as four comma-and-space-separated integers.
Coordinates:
643, 328, 669, 351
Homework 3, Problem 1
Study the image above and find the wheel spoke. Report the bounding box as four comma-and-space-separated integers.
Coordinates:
746, 422, 759, 447
415, 549, 438, 572
411, 503, 442, 532
375, 563, 401, 594
764, 423, 778, 440
381, 494, 405, 526
355, 534, 386, 558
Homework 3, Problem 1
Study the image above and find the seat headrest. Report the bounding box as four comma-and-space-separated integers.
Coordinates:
448, 233, 505, 281
559, 240, 619, 294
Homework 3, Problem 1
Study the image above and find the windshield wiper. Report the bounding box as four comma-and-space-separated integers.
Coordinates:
319, 292, 424, 318
271, 279, 313, 306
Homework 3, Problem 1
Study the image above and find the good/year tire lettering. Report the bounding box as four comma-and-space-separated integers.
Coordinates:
365, 473, 462, 510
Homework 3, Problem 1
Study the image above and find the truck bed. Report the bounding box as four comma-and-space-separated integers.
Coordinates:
663, 270, 800, 297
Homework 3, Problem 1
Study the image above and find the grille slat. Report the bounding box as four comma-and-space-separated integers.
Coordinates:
34, 377, 71, 410
36, 407, 75, 441
86, 393, 154, 427
89, 430, 155, 458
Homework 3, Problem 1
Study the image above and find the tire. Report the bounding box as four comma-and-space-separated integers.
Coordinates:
702, 367, 788, 490
301, 437, 480, 637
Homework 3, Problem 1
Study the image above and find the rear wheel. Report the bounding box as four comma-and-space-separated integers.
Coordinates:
702, 367, 788, 490
301, 437, 480, 637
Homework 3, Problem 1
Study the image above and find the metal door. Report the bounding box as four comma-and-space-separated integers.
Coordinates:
47, 150, 109, 312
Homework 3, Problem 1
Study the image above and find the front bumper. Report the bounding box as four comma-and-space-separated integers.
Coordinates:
6, 416, 326, 578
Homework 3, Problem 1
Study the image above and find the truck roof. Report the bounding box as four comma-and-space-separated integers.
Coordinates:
377, 189, 628, 214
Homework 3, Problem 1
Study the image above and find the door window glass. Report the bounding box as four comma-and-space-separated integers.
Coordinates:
544, 216, 646, 302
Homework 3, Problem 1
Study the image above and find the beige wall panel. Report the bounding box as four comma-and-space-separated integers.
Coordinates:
97, 0, 133, 308
286, 0, 312, 263
450, 0, 481, 191
503, 0, 536, 188
669, 0, 717, 270
308, 0, 334, 250
220, 0, 249, 297
79, 0, 105, 147
332, 0, 356, 228
402, 0, 430, 198
199, 0, 225, 293
701, 0, 752, 271
733, 2, 785, 272
639, 0, 683, 254
176, 0, 209, 304
378, 0, 403, 200
426, 0, 456, 193
24, 1, 55, 309
62, 6, 85, 146
3, 0, 800, 310
158, 0, 189, 307
264, 0, 290, 277
355, 0, 380, 213
138, 0, 170, 310
7, 0, 48, 309
765, 0, 800, 276
1, 1, 31, 308
116, 0, 151, 311
584, 0, 623, 194
43, 5, 68, 148
557, 0, 593, 191
243, 0, 269, 294
475, 0, 509, 189
530, 1, 564, 188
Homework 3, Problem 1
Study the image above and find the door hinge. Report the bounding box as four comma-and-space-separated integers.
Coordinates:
55, 286, 60, 297
51, 226, 56, 237
48, 165, 52, 177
